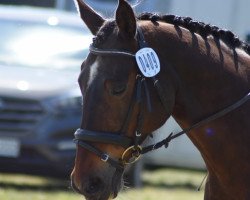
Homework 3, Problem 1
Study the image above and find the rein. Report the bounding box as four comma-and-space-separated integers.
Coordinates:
140, 91, 250, 155
74, 25, 250, 173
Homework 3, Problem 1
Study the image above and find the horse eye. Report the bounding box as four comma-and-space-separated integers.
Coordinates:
111, 84, 127, 96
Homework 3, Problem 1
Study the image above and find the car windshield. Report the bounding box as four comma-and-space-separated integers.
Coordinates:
0, 18, 91, 70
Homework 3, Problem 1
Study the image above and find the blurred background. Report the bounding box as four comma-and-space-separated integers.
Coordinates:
0, 0, 249, 200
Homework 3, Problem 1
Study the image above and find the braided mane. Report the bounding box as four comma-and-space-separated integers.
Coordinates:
138, 13, 250, 55
93, 12, 250, 56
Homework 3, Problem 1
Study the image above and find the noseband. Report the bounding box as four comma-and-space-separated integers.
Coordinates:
74, 25, 250, 173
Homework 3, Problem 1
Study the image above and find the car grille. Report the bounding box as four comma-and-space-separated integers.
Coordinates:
0, 97, 45, 137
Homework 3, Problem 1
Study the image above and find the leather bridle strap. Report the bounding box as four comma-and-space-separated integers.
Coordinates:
140, 92, 250, 154
74, 129, 133, 149
89, 45, 135, 57
74, 140, 124, 170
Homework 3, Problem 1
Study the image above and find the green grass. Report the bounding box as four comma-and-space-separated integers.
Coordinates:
121, 168, 205, 200
0, 168, 205, 200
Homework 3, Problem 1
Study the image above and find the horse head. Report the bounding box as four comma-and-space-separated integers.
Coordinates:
70, 0, 250, 199
71, 0, 176, 199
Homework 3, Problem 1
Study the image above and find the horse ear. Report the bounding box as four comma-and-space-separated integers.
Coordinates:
116, 0, 137, 39
74, 0, 105, 35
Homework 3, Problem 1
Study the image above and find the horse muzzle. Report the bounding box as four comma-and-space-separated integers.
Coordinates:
71, 167, 123, 200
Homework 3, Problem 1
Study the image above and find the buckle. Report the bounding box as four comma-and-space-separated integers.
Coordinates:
101, 154, 109, 162
121, 145, 142, 165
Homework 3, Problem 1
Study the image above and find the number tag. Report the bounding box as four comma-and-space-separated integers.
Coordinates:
135, 47, 160, 77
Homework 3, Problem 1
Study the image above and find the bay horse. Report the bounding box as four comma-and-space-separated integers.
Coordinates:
71, 0, 250, 199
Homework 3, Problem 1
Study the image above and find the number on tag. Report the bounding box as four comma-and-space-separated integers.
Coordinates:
135, 47, 160, 77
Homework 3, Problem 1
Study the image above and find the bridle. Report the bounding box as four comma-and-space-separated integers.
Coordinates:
74, 25, 250, 175
74, 26, 161, 170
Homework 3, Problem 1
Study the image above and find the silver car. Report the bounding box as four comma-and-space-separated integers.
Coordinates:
0, 5, 91, 176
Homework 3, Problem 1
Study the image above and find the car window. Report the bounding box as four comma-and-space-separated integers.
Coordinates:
0, 19, 91, 70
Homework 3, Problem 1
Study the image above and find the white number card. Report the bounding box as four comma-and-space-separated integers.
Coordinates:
135, 47, 160, 77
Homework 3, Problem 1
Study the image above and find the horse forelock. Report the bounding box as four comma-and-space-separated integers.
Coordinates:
92, 20, 117, 47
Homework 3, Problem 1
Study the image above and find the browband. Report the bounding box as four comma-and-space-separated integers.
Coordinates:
88, 26, 146, 58
89, 44, 135, 57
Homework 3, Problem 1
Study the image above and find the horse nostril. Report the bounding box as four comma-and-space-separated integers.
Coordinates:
85, 177, 104, 195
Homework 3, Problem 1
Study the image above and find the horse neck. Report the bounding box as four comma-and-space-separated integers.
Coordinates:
148, 22, 250, 124
148, 22, 250, 177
